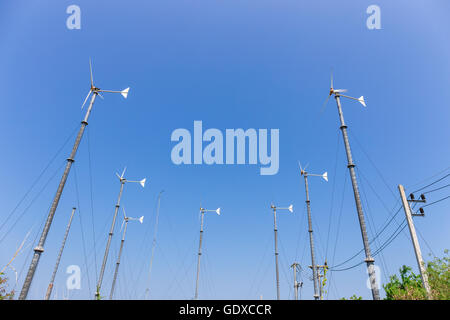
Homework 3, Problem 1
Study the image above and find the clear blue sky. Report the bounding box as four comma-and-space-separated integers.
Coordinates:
0, 0, 449, 300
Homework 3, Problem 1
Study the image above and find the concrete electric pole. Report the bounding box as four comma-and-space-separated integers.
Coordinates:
398, 184, 431, 299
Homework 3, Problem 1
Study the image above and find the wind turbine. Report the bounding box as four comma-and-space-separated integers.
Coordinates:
270, 203, 293, 300
298, 162, 327, 300
322, 71, 380, 300
96, 167, 146, 300
109, 208, 144, 299
19, 59, 130, 300
194, 206, 221, 300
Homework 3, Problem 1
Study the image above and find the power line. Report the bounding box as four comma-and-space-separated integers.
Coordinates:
412, 173, 450, 194
422, 184, 450, 195
421, 195, 450, 208
0, 125, 78, 233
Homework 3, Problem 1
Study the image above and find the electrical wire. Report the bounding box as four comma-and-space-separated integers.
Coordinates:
411, 174, 450, 194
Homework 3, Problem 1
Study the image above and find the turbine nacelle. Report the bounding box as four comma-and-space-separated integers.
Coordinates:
115, 167, 146, 188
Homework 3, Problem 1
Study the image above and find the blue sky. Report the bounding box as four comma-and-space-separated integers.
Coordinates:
0, 0, 449, 300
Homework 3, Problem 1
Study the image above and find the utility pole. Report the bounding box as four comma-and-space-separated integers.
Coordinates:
291, 262, 303, 300
315, 262, 328, 300
19, 60, 129, 300
398, 184, 431, 299
329, 87, 380, 300
19, 93, 97, 300
96, 169, 145, 299
270, 204, 293, 300
194, 206, 220, 300
44, 207, 76, 300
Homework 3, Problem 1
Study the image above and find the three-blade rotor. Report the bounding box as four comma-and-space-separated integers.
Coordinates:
321, 70, 365, 113
81, 58, 130, 110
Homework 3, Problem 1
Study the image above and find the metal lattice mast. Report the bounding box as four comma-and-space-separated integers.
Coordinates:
109, 217, 128, 299
109, 208, 143, 299
303, 174, 320, 300
334, 94, 380, 300
270, 204, 293, 300
96, 169, 145, 299
19, 60, 129, 300
19, 92, 97, 300
44, 207, 77, 300
194, 206, 220, 300
272, 206, 280, 300
96, 179, 125, 299
194, 208, 205, 300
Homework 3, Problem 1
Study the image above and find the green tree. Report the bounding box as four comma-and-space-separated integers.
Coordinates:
383, 250, 449, 300
0, 273, 14, 300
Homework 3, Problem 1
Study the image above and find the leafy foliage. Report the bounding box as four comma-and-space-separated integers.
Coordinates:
0, 273, 14, 300
383, 250, 449, 300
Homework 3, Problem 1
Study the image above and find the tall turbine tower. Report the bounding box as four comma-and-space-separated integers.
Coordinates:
109, 208, 144, 299
322, 72, 380, 300
44, 207, 77, 300
19, 60, 130, 300
299, 162, 328, 300
194, 206, 220, 300
270, 203, 293, 300
95, 168, 146, 299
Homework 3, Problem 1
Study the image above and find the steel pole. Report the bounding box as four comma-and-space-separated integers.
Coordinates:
303, 174, 319, 300
194, 209, 205, 300
44, 207, 77, 300
109, 220, 128, 299
96, 180, 125, 299
19, 93, 97, 300
272, 208, 280, 300
398, 185, 431, 299
334, 95, 380, 300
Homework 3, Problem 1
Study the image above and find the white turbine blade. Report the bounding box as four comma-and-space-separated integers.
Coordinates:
216, 208, 221, 215
120, 220, 125, 232
304, 163, 309, 171
320, 94, 332, 113
121, 167, 127, 179
122, 207, 126, 220
89, 58, 94, 87
322, 172, 328, 182
358, 96, 366, 107
288, 204, 294, 213
97, 92, 104, 100
115, 172, 121, 180
140, 178, 146, 188
330, 69, 334, 90
81, 90, 92, 110
121, 87, 130, 99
